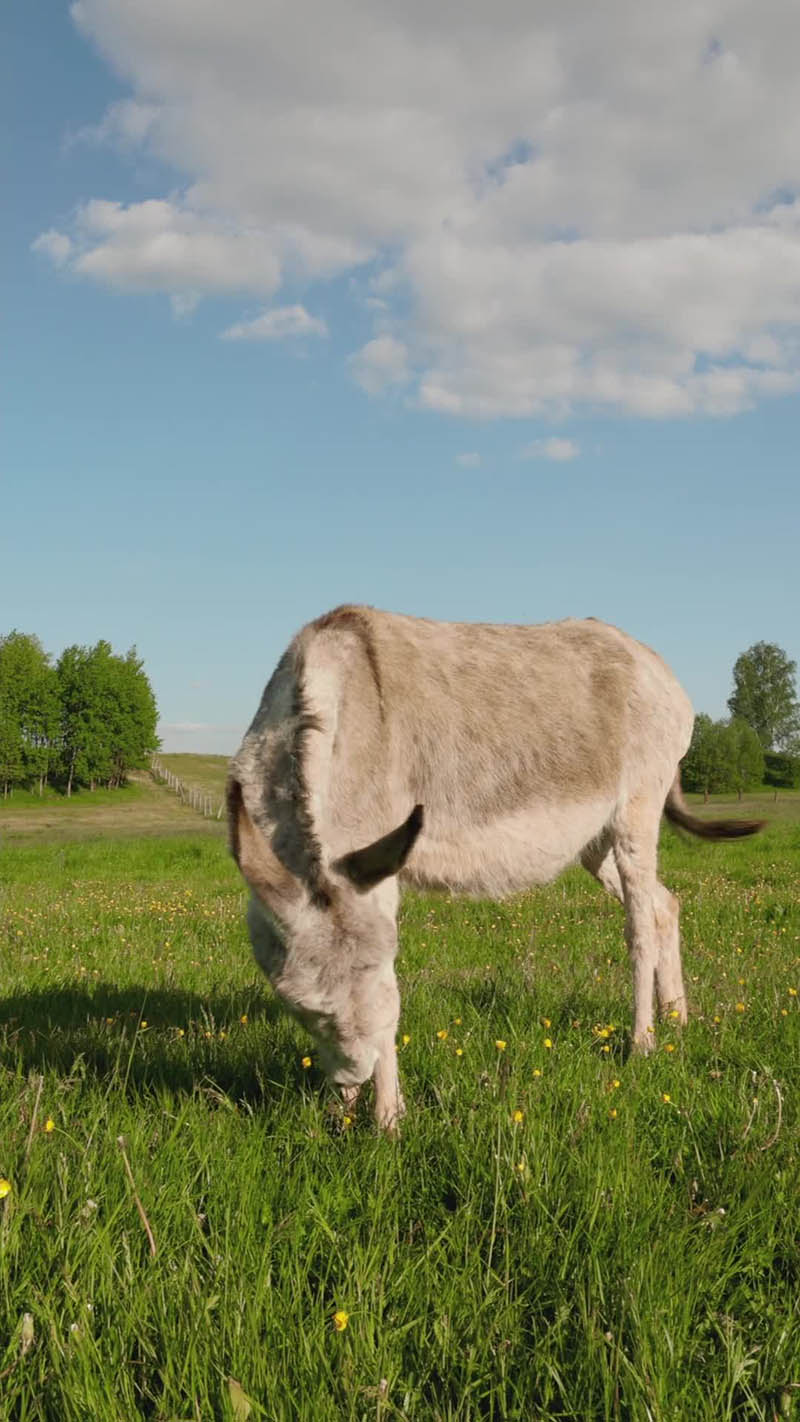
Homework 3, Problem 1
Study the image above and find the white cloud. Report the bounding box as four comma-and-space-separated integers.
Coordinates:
37, 1, 800, 417
521, 437, 580, 462
348, 335, 410, 395
220, 305, 327, 341
455, 451, 481, 468
67, 97, 159, 149
72, 198, 282, 297
32, 230, 73, 266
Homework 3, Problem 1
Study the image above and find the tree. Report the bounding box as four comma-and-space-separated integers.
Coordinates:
103, 646, 159, 787
56, 644, 98, 796
728, 642, 800, 751
0, 632, 59, 795
681, 714, 730, 800
56, 640, 159, 793
723, 717, 765, 800
764, 751, 800, 789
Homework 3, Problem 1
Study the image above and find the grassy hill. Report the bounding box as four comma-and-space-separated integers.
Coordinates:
154, 753, 230, 799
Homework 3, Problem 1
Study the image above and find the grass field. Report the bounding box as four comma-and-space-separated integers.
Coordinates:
1, 784, 798, 1419
155, 755, 230, 802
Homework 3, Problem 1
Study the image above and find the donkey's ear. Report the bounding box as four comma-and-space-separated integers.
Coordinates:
334, 805, 424, 891
227, 778, 302, 911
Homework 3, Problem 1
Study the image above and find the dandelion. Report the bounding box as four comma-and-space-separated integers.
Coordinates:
240, 1014, 248, 1024
735, 1002, 745, 1013
601, 1045, 610, 1054
453, 1017, 462, 1025
0, 1179, 11, 1199
612, 1079, 620, 1089
789, 988, 797, 997
455, 1047, 463, 1057
436, 1029, 449, 1041
532, 1068, 542, 1078
543, 1038, 552, 1049
668, 1009, 680, 1019
512, 1109, 524, 1123
661, 1093, 671, 1104
495, 1039, 507, 1051
44, 1118, 55, 1133
781, 1009, 788, 1017
401, 1034, 410, 1046
342, 1116, 352, 1129
301, 1056, 312, 1069
332, 1311, 349, 1331
542, 1017, 551, 1028
664, 1043, 675, 1053
608, 1108, 618, 1119
713, 1015, 721, 1024
140, 1021, 148, 1030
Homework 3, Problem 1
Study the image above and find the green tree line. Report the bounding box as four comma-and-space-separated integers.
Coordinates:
0, 632, 159, 797
682, 641, 800, 798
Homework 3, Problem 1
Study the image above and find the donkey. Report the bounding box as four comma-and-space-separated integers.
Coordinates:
227, 605, 762, 1130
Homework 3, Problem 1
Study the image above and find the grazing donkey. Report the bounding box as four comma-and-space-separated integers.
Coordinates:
227, 605, 761, 1130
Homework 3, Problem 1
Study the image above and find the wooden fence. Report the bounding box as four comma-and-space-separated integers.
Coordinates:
150, 755, 225, 820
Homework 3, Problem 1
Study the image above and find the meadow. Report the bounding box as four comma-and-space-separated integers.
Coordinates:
0, 771, 798, 1420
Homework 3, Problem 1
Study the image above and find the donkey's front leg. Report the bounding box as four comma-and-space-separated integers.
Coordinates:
372, 1031, 405, 1135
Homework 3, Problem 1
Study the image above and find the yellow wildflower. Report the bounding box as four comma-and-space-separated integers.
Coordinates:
495, 1039, 507, 1051
401, 1034, 411, 1046
301, 1056, 312, 1069
612, 1079, 620, 1089
668, 1010, 680, 1019
453, 1017, 462, 1025
661, 1093, 671, 1103
542, 1017, 551, 1028
342, 1116, 352, 1129
455, 1047, 463, 1057
544, 1038, 552, 1049
789, 988, 797, 997
664, 1043, 675, 1053
332, 1311, 349, 1332
532, 1068, 542, 1078
240, 1014, 248, 1024
436, 1029, 448, 1041
608, 1108, 618, 1119
44, 1118, 55, 1133
0, 1179, 11, 1199
735, 1002, 745, 1013
512, 1109, 524, 1123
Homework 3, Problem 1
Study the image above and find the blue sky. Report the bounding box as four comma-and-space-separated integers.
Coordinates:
4, 1, 799, 754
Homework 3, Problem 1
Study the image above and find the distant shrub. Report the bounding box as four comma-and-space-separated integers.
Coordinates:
764, 751, 800, 788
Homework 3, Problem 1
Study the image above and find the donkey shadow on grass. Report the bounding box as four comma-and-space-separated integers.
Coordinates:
0, 976, 628, 1108
0, 982, 304, 1104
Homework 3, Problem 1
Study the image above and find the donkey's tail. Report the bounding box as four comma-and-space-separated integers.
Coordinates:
663, 774, 765, 840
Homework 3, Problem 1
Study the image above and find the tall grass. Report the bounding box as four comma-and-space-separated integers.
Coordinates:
1, 812, 798, 1419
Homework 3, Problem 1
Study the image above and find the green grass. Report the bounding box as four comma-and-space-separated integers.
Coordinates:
1, 799, 799, 1419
